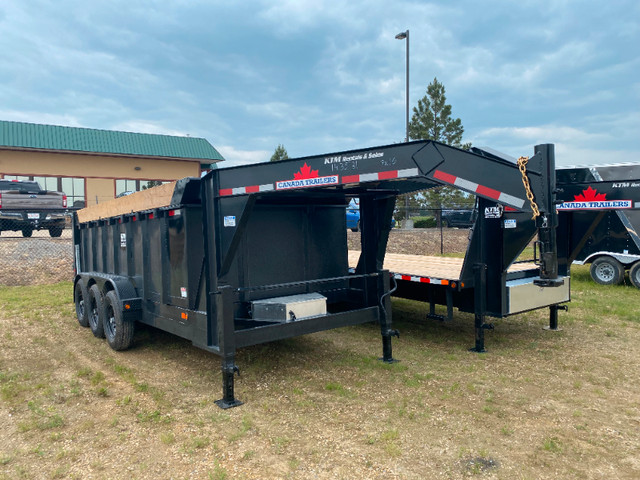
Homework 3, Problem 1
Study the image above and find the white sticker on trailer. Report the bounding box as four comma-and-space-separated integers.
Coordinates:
224, 216, 236, 227
504, 219, 516, 229
120, 233, 126, 248
180, 287, 187, 298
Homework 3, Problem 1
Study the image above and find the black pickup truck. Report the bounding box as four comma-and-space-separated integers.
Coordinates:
0, 180, 68, 237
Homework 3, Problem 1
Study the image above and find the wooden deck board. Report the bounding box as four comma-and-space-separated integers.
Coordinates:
348, 251, 536, 281
77, 181, 177, 223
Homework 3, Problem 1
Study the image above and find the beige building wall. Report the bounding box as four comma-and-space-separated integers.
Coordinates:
0, 149, 202, 206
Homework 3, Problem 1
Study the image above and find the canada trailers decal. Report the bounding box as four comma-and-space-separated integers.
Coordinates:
557, 186, 632, 211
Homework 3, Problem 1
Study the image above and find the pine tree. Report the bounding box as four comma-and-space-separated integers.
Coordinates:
270, 144, 289, 162
407, 78, 474, 217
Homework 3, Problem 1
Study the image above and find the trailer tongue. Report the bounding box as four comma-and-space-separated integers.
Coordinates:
73, 140, 566, 407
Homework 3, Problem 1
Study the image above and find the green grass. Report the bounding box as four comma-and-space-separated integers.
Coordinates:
1, 269, 640, 479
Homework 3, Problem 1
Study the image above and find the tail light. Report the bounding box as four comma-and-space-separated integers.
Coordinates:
62, 195, 67, 208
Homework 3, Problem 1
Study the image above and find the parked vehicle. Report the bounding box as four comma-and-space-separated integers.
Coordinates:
441, 208, 475, 228
0, 179, 67, 237
346, 199, 395, 231
556, 163, 640, 287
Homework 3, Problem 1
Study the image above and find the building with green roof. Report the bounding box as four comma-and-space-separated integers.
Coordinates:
0, 120, 224, 207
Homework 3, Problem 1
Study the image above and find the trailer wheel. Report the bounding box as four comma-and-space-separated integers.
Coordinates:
22, 227, 33, 238
351, 220, 360, 233
49, 227, 63, 237
629, 262, 640, 289
103, 290, 135, 351
590, 257, 624, 285
88, 285, 106, 338
74, 281, 90, 328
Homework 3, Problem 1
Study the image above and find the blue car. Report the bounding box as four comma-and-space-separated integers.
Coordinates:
346, 199, 395, 231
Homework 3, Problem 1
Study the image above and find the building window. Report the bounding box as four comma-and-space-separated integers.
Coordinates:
32, 176, 59, 192
115, 179, 168, 197
2, 175, 31, 181
60, 177, 86, 208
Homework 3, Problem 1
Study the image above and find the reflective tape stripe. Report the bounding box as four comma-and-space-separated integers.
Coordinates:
219, 184, 274, 196
342, 168, 420, 184
434, 170, 525, 208
394, 273, 446, 285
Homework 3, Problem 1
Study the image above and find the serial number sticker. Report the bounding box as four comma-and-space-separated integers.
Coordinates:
180, 287, 187, 298
224, 216, 236, 227
120, 233, 126, 248
27, 213, 40, 219
504, 219, 517, 229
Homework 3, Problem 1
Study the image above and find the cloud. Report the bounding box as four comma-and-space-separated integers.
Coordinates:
216, 145, 270, 167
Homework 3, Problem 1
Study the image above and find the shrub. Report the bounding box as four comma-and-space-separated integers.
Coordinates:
413, 216, 437, 228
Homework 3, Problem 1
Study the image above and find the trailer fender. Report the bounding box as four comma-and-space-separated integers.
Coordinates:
75, 273, 141, 314
577, 251, 640, 266
102, 277, 142, 316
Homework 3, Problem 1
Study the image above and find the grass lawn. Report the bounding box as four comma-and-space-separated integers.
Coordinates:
1, 265, 639, 479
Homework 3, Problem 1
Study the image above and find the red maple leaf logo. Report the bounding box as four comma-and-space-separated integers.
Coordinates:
574, 186, 606, 202
293, 163, 319, 180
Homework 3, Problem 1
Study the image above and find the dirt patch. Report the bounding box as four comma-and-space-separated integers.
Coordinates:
348, 228, 470, 256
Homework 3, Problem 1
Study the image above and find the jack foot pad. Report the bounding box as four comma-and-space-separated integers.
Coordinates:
214, 398, 244, 409
379, 357, 399, 364
543, 326, 562, 332
469, 347, 487, 353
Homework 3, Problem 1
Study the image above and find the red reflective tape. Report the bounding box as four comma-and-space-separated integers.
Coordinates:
504, 206, 517, 212
148, 213, 154, 220
245, 185, 260, 193
342, 175, 359, 184
401, 275, 411, 281
378, 170, 398, 180
168, 210, 176, 217
419, 277, 430, 283
219, 188, 233, 196
434, 170, 457, 185
476, 184, 501, 200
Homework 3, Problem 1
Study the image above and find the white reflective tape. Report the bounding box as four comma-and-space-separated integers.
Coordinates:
359, 173, 380, 182
232, 187, 246, 195
397, 168, 420, 177
498, 192, 526, 208
259, 184, 274, 192
454, 177, 479, 192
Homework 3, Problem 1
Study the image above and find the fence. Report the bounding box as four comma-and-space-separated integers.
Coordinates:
0, 225, 74, 286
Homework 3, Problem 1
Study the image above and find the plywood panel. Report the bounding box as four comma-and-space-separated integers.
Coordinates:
77, 181, 177, 223
348, 251, 536, 281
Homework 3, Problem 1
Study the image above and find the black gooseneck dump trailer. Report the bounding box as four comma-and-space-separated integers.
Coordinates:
73, 140, 565, 407
556, 163, 640, 287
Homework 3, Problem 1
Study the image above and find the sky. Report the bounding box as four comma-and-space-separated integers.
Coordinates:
0, 0, 638, 167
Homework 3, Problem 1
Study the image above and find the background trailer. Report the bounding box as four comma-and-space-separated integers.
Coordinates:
73, 140, 564, 407
556, 163, 640, 287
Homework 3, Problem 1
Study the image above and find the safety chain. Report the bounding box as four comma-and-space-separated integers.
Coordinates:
517, 156, 541, 219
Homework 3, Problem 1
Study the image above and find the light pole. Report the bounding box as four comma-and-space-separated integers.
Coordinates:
395, 30, 409, 142
396, 30, 411, 227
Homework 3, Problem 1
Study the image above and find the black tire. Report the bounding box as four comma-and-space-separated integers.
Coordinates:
74, 281, 90, 327
629, 261, 640, 289
350, 220, 360, 233
49, 226, 63, 237
88, 285, 105, 338
103, 290, 135, 351
22, 227, 33, 238
590, 257, 624, 286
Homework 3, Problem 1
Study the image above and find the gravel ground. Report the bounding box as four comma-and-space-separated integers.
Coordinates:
0, 227, 469, 286
0, 229, 73, 285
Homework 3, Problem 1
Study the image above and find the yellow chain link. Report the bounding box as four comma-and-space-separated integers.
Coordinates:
517, 156, 541, 219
